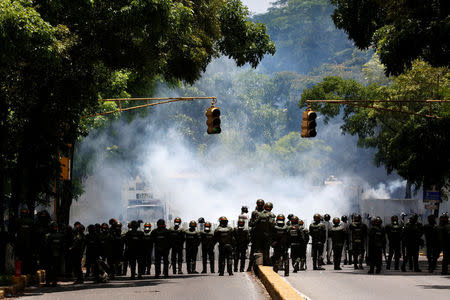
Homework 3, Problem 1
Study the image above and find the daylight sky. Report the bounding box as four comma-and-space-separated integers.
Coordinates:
242, 0, 272, 14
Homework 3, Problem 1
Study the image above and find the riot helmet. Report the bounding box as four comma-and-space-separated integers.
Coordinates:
298, 219, 304, 226
237, 219, 245, 228
144, 222, 152, 233
130, 220, 139, 229
256, 199, 265, 209
324, 214, 331, 221
174, 217, 182, 226
205, 221, 212, 232
439, 213, 448, 225
101, 223, 109, 232
219, 216, 228, 227
313, 213, 321, 223
276, 214, 285, 225
353, 214, 362, 223
189, 220, 197, 228
391, 215, 399, 223
373, 216, 382, 226
264, 202, 273, 212
333, 217, 340, 225
291, 216, 299, 225
157, 219, 166, 228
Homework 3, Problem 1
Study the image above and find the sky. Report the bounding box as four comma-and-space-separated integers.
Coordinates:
242, 0, 273, 14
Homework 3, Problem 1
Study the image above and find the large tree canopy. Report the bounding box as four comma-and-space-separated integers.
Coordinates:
0, 0, 275, 225
300, 60, 450, 190
330, 0, 450, 76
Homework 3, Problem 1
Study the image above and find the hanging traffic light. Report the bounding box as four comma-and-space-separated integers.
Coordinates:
206, 105, 221, 134
301, 109, 317, 138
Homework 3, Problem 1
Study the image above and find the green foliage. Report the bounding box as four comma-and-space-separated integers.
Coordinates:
255, 0, 357, 73
330, 0, 450, 76
300, 60, 450, 190
0, 0, 276, 224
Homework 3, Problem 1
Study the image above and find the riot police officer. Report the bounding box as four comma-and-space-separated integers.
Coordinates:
234, 219, 250, 272
143, 223, 153, 275
289, 217, 309, 272
437, 213, 449, 275
323, 214, 332, 265
98, 223, 112, 277
201, 221, 216, 273
252, 202, 274, 266
286, 214, 294, 227
85, 224, 100, 280
238, 206, 249, 227
401, 214, 423, 272
264, 202, 276, 223
309, 214, 326, 270
15, 208, 34, 274
423, 215, 438, 272
185, 220, 201, 274
271, 214, 290, 276
151, 219, 170, 278
350, 214, 367, 270
368, 217, 385, 274
110, 222, 124, 278
169, 217, 185, 274
247, 199, 265, 271
44, 222, 65, 286
330, 217, 347, 270
215, 216, 235, 276
125, 220, 144, 279
341, 215, 350, 265
33, 210, 51, 270
385, 215, 402, 270
71, 223, 86, 284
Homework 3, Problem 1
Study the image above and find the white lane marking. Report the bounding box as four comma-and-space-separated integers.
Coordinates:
281, 276, 312, 300
244, 272, 266, 300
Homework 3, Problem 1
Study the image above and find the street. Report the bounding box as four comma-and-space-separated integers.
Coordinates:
18, 270, 267, 300
287, 260, 450, 300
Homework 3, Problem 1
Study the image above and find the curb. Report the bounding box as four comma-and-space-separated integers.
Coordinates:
256, 265, 306, 300
0, 270, 46, 299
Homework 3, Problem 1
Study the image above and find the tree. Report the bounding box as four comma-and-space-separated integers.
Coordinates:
255, 0, 356, 73
0, 0, 275, 226
300, 60, 450, 193
330, 0, 450, 76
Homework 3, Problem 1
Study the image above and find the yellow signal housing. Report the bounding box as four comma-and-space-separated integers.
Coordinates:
301, 109, 317, 138
206, 106, 221, 134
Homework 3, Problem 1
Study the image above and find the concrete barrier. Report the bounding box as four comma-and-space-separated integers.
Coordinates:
0, 270, 45, 298
256, 265, 307, 300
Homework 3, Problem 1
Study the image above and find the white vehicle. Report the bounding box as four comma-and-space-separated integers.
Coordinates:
122, 176, 172, 224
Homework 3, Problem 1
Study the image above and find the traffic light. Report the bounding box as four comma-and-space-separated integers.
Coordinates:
206, 105, 221, 134
301, 109, 317, 138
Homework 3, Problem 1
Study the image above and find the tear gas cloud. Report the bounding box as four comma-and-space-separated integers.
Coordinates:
70, 61, 408, 226
71, 117, 406, 225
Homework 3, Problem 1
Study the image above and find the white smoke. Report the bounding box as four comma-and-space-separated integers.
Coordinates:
70, 60, 406, 226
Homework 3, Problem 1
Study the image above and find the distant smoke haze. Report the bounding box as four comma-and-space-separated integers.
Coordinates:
70, 59, 409, 226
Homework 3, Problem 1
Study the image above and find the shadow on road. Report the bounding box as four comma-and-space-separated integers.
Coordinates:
418, 285, 450, 290
19, 274, 204, 297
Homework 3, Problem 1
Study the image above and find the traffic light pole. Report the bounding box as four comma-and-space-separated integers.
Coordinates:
304, 99, 450, 119
85, 96, 217, 118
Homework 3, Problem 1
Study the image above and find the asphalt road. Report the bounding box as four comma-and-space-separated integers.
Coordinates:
17, 268, 268, 300
286, 260, 450, 300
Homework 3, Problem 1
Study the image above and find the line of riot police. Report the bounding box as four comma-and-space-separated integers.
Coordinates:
305, 211, 450, 275
11, 201, 449, 286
